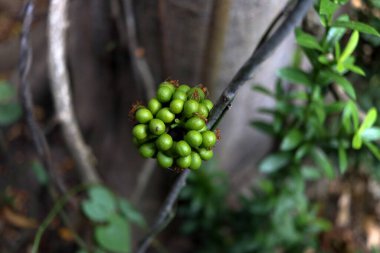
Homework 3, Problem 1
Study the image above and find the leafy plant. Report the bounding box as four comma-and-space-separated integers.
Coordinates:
0, 80, 22, 126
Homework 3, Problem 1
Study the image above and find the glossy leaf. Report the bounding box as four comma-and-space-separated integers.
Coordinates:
364, 141, 380, 160
338, 144, 348, 173
332, 20, 380, 36
361, 127, 380, 141
322, 70, 356, 99
352, 132, 362, 149
339, 30, 359, 66
280, 129, 303, 151
252, 85, 273, 96
259, 152, 291, 173
295, 28, 323, 51
301, 166, 321, 180
310, 148, 335, 179
277, 67, 312, 86
360, 108, 377, 131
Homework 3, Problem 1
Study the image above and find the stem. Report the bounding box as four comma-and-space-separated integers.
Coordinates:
136, 1, 313, 252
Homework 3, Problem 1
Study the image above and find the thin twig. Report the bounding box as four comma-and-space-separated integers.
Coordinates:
47, 0, 100, 184
136, 0, 314, 252
123, 0, 156, 99
19, 0, 65, 194
137, 169, 189, 253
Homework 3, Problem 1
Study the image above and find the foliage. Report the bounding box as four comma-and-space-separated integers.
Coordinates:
179, 0, 380, 252
80, 185, 145, 253
0, 80, 22, 126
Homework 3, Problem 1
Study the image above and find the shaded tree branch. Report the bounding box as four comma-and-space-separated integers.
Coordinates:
47, 0, 101, 184
136, 0, 314, 252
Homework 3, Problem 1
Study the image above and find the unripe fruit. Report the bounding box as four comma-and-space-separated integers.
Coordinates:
135, 108, 153, 123
156, 133, 173, 151
202, 131, 217, 148
189, 152, 202, 170
169, 99, 184, 114
177, 84, 190, 93
139, 142, 156, 158
133, 124, 148, 140
185, 117, 206, 131
197, 104, 209, 118
156, 108, 175, 123
157, 86, 173, 103
149, 119, 166, 135
199, 148, 213, 161
157, 151, 173, 168
172, 90, 187, 101
176, 155, 192, 168
159, 81, 176, 92
184, 130, 203, 148
201, 99, 214, 111
175, 140, 191, 157
183, 100, 199, 118
148, 98, 162, 115
187, 87, 205, 102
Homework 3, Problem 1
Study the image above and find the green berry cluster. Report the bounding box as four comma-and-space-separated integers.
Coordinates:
132, 81, 218, 170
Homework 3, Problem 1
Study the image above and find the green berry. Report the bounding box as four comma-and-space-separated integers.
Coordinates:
199, 148, 213, 161
185, 117, 206, 131
201, 99, 214, 111
148, 98, 162, 115
202, 131, 217, 148
197, 104, 209, 118
175, 140, 191, 157
156, 108, 175, 123
132, 124, 148, 140
157, 151, 173, 168
169, 99, 184, 114
156, 133, 173, 151
135, 108, 153, 124
177, 84, 190, 93
157, 86, 173, 103
159, 81, 176, 92
183, 100, 199, 118
139, 142, 156, 158
172, 90, 187, 101
176, 155, 192, 168
149, 119, 166, 135
189, 152, 202, 170
187, 87, 205, 102
184, 130, 202, 148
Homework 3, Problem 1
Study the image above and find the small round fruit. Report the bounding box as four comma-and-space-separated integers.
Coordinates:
184, 130, 202, 148
156, 108, 175, 123
148, 98, 162, 115
177, 84, 190, 93
199, 148, 213, 161
172, 90, 187, 101
135, 108, 153, 123
185, 117, 206, 130
139, 142, 156, 158
189, 152, 202, 170
183, 100, 199, 118
187, 87, 205, 101
197, 104, 209, 118
157, 151, 174, 168
202, 131, 217, 148
149, 119, 166, 135
169, 99, 184, 114
175, 140, 191, 157
176, 155, 192, 168
201, 99, 214, 111
156, 133, 173, 151
157, 86, 173, 103
132, 124, 148, 140
159, 81, 176, 92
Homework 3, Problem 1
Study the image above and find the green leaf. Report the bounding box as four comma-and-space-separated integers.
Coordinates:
332, 20, 380, 36
251, 120, 275, 135
342, 101, 359, 132
259, 152, 291, 173
280, 129, 303, 151
31, 161, 48, 185
301, 166, 321, 180
81, 186, 117, 222
361, 127, 380, 141
321, 70, 356, 99
95, 214, 130, 253
0, 81, 16, 103
352, 132, 362, 149
295, 144, 311, 161
360, 108, 377, 131
295, 28, 323, 51
252, 85, 273, 96
345, 64, 365, 76
0, 103, 22, 126
364, 141, 380, 160
310, 148, 335, 179
338, 30, 359, 66
324, 101, 346, 113
319, 0, 339, 25
326, 15, 348, 47
338, 144, 348, 173
277, 67, 312, 86
118, 199, 146, 228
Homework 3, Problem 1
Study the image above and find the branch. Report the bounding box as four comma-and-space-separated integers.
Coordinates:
19, 0, 66, 194
47, 0, 101, 184
137, 1, 314, 251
